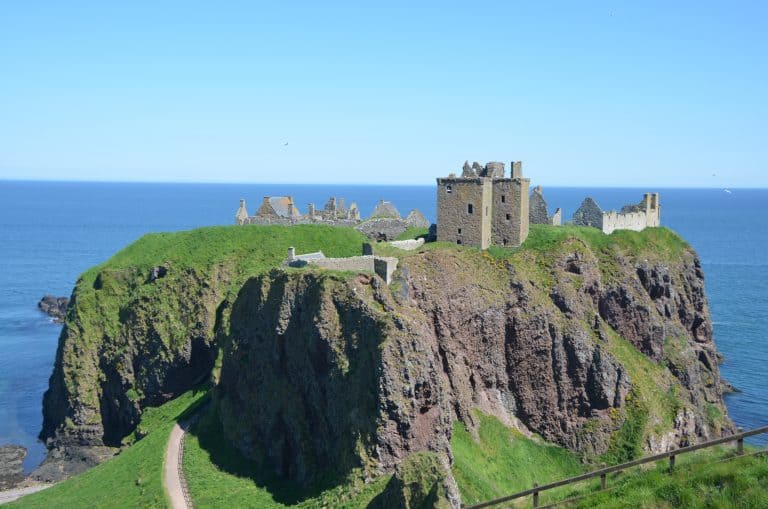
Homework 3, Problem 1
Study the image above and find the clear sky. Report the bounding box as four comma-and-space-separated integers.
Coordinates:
1, 1, 766, 187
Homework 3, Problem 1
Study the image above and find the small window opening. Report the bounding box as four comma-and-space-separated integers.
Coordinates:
503, 238, 508, 245
501, 195, 506, 203
446, 185, 452, 194
467, 204, 473, 214
457, 239, 462, 245
458, 228, 462, 234
485, 206, 489, 216
506, 213, 511, 221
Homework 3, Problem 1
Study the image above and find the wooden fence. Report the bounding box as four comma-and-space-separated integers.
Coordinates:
466, 424, 768, 509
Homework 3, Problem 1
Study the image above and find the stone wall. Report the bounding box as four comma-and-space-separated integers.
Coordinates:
602, 210, 650, 234
601, 193, 661, 234
356, 218, 408, 241
551, 208, 562, 226
292, 255, 399, 284
436, 177, 492, 249
491, 179, 529, 247
573, 194, 661, 234
529, 186, 550, 225
573, 198, 604, 229
389, 238, 425, 251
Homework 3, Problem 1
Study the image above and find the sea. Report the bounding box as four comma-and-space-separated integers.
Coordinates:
1, 181, 766, 472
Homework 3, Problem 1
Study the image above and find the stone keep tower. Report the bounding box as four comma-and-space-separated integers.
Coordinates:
436, 161, 530, 249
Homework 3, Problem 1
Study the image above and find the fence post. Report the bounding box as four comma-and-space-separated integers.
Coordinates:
669, 454, 676, 471
734, 427, 744, 455
600, 473, 606, 490
533, 482, 539, 508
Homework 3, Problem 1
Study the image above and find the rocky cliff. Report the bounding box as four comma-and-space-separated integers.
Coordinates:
39, 225, 732, 501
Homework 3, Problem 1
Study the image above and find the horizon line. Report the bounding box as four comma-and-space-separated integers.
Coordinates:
0, 178, 763, 190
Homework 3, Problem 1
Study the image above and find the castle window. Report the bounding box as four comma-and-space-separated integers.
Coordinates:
446, 185, 452, 194
506, 213, 511, 221
467, 204, 473, 214
485, 206, 489, 216
458, 228, 462, 234
457, 239, 462, 245
501, 195, 506, 203
503, 238, 508, 245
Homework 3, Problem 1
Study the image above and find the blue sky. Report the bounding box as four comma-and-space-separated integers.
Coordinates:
1, 1, 766, 186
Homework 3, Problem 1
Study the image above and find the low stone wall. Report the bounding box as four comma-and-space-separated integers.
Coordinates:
294, 255, 399, 284
312, 256, 377, 274
389, 238, 425, 251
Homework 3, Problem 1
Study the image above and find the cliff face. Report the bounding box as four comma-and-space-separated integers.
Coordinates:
216, 230, 731, 489
38, 265, 226, 478
40, 225, 732, 494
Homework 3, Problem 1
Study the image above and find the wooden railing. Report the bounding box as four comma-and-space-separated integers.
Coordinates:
466, 424, 768, 509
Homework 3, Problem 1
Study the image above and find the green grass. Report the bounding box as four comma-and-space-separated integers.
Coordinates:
182, 406, 391, 508
450, 412, 583, 506
11, 388, 209, 509
394, 226, 430, 241
82, 224, 369, 284
569, 451, 768, 508
515, 224, 688, 257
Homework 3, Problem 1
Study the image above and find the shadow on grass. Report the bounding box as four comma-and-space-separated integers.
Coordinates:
186, 404, 323, 505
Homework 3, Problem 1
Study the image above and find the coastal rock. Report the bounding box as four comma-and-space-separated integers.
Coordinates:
0, 445, 26, 489
216, 235, 731, 489
37, 295, 69, 323
40, 266, 223, 453
40, 226, 732, 495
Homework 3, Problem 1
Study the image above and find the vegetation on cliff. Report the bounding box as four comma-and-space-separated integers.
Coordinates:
32, 223, 738, 508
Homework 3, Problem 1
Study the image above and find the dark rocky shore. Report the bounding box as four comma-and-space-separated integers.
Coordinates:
0, 445, 26, 490
37, 295, 69, 323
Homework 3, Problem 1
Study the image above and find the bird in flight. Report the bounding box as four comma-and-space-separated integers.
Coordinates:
283, 141, 289, 146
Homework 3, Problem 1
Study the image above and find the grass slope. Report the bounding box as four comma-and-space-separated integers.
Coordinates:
451, 412, 583, 506
569, 451, 768, 508
83, 224, 370, 283
182, 407, 390, 508
11, 388, 208, 509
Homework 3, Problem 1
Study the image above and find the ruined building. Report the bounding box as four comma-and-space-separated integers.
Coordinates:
436, 160, 530, 249
235, 195, 429, 241
529, 186, 562, 226
573, 193, 661, 234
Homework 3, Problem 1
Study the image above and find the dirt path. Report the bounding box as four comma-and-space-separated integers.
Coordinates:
0, 484, 52, 505
164, 420, 193, 509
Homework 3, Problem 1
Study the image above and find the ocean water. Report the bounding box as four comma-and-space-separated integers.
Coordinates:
0, 181, 766, 472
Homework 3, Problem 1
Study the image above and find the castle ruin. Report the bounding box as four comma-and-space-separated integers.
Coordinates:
573, 193, 661, 234
529, 186, 562, 226
436, 160, 530, 249
236, 196, 429, 241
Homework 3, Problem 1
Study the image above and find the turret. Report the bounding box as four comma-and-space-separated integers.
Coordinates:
235, 199, 249, 225
511, 161, 523, 179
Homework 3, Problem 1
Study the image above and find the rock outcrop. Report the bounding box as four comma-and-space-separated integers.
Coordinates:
216, 232, 731, 490
38, 295, 69, 323
39, 225, 732, 503
0, 445, 26, 489
39, 266, 226, 480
